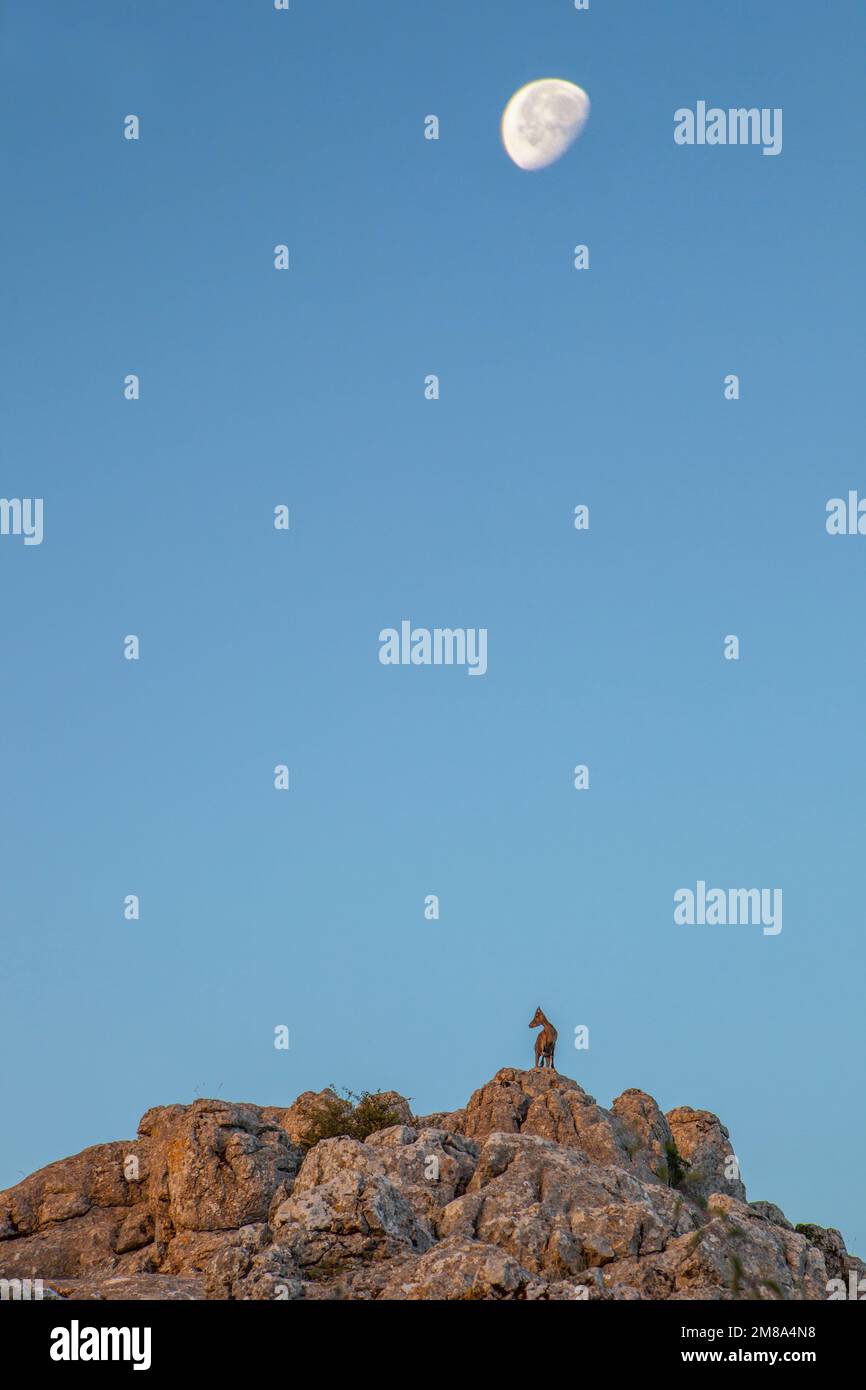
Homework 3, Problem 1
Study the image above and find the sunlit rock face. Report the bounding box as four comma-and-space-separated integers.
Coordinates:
1, 1072, 861, 1301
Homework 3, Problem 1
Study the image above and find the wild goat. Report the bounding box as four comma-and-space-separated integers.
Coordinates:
529, 1006, 557, 1070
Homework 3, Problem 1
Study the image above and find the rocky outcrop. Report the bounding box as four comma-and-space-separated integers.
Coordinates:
793, 1222, 865, 1287
665, 1105, 746, 1203
1, 1069, 860, 1301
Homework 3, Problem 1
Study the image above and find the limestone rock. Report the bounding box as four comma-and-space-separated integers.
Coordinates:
364, 1126, 478, 1237
266, 1089, 338, 1148
0, 1069, 859, 1301
665, 1105, 747, 1203
45, 1274, 208, 1300
271, 1136, 432, 1275
793, 1222, 866, 1286
749, 1200, 793, 1230
380, 1236, 534, 1300
440, 1131, 696, 1278
611, 1088, 677, 1184
147, 1100, 301, 1234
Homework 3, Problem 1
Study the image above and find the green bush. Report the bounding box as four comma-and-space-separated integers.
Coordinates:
655, 1138, 691, 1189
794, 1222, 821, 1238
299, 1087, 405, 1152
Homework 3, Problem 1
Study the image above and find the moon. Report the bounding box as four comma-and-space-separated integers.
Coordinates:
501, 78, 590, 171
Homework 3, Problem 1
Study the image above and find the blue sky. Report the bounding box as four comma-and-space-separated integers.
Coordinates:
1, 0, 864, 1253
